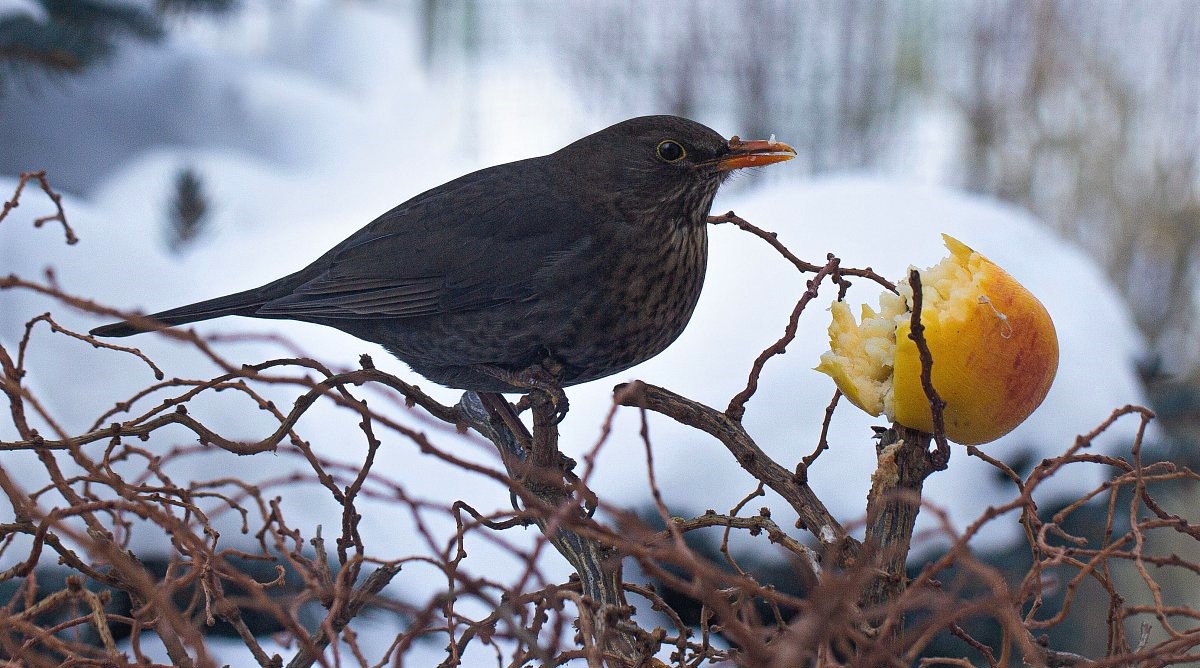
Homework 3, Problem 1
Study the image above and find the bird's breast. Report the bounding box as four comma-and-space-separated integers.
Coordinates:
550, 220, 709, 382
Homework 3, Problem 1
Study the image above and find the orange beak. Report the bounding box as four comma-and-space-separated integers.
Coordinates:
716, 136, 797, 171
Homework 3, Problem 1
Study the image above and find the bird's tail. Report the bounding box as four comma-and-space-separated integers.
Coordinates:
90, 286, 271, 338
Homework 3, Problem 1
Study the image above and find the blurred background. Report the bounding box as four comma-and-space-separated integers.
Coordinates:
2, 0, 1199, 663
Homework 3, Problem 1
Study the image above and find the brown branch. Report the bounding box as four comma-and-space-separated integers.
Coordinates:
860, 425, 936, 612
284, 561, 403, 668
707, 210, 896, 291
725, 255, 840, 421
615, 380, 858, 565
799, 389, 842, 479
907, 269, 950, 465
20, 312, 165, 381
0, 170, 76, 244
461, 391, 651, 667
859, 269, 954, 612
669, 510, 820, 574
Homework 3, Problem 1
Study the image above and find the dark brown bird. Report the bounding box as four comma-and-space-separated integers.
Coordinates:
92, 116, 795, 392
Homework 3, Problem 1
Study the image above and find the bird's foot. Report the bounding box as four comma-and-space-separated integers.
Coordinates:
475, 361, 569, 423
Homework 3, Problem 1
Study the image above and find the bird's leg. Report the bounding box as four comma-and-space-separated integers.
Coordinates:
474, 389, 596, 518
533, 355, 570, 422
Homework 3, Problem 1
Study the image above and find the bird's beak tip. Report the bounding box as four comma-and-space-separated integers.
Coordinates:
717, 136, 797, 171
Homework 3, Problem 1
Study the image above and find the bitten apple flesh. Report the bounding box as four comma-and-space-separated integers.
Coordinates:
816, 235, 1059, 445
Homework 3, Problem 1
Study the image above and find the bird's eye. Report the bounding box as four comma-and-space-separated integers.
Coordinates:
656, 140, 686, 163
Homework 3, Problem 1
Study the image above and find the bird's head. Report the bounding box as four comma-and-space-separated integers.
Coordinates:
554, 115, 796, 226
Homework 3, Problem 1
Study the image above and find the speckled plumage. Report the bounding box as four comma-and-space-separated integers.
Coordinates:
92, 116, 790, 392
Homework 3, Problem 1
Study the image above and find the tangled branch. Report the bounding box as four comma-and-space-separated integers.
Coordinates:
1, 176, 1194, 667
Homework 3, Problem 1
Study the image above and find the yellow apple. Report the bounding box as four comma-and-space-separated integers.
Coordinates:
816, 235, 1059, 445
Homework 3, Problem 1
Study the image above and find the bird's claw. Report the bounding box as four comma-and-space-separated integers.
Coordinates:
546, 387, 569, 424
475, 361, 569, 422
520, 367, 569, 423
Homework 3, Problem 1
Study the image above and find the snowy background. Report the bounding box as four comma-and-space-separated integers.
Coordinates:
1, 1, 1184, 664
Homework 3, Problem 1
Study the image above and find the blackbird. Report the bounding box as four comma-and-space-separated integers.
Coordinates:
92, 116, 795, 392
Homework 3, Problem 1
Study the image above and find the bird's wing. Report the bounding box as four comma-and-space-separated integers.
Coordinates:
257, 163, 594, 320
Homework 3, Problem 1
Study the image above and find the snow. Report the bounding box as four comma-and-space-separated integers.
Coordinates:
0, 2, 1151, 663
0, 0, 43, 22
